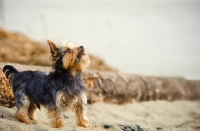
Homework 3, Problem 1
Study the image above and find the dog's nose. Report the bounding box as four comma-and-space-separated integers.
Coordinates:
80, 46, 84, 49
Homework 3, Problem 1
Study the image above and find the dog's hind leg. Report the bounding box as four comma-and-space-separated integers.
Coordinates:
73, 93, 88, 128
28, 100, 46, 125
47, 106, 65, 128
15, 94, 31, 124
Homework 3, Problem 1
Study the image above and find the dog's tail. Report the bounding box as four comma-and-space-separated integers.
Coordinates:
3, 65, 19, 79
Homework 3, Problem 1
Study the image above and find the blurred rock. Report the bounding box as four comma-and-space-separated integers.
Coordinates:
84, 71, 200, 104
0, 69, 15, 107
0, 29, 50, 66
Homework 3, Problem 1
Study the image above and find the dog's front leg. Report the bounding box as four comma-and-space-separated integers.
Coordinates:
47, 106, 64, 128
74, 93, 88, 128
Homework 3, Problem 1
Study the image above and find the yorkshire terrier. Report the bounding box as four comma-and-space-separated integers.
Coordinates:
3, 40, 90, 128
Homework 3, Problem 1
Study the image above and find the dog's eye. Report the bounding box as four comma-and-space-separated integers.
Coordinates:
66, 48, 72, 53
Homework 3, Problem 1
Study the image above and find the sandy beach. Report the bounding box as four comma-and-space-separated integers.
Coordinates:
0, 100, 200, 131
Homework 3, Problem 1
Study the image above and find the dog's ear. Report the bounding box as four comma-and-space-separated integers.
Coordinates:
47, 40, 57, 55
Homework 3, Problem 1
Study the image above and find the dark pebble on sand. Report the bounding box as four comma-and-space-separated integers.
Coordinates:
104, 124, 113, 128
156, 127, 163, 130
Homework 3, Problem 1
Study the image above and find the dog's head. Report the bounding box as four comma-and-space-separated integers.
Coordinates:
48, 40, 90, 72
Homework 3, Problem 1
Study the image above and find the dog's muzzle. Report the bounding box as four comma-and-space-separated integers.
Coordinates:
77, 46, 84, 58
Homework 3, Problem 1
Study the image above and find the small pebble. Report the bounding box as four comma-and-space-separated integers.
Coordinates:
104, 124, 112, 128
156, 127, 163, 130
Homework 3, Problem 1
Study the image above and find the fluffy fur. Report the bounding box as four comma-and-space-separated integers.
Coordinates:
3, 40, 90, 128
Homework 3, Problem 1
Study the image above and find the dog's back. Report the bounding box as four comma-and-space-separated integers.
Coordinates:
3, 65, 46, 92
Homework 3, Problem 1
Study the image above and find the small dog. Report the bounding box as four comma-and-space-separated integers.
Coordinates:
3, 40, 90, 128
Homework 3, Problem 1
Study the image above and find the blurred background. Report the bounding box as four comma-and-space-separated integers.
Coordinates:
0, 0, 200, 80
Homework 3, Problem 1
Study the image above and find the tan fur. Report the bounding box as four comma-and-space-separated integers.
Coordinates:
28, 100, 45, 124
15, 108, 31, 124
47, 107, 65, 128
48, 40, 57, 54
62, 51, 74, 69
14, 96, 31, 124
74, 93, 88, 127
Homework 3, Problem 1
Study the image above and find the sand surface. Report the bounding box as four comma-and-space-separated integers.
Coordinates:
0, 100, 200, 131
